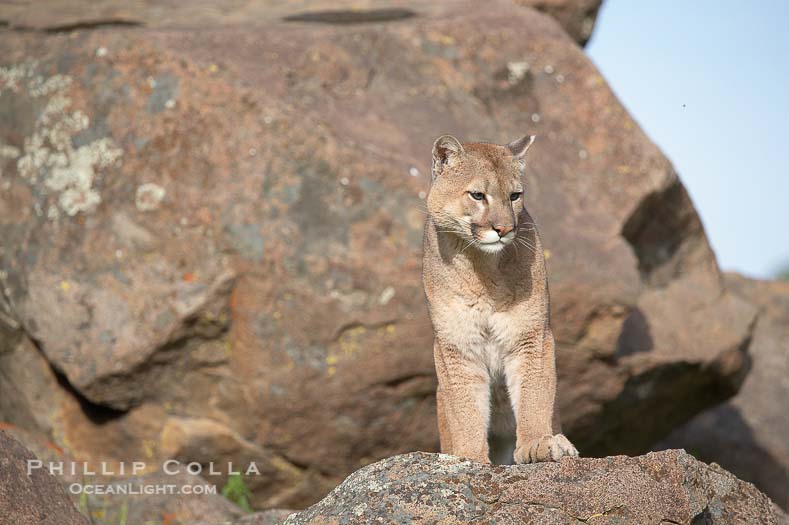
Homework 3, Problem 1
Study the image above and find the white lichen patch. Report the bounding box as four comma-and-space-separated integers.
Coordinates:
368, 479, 390, 493
135, 182, 166, 211
0, 61, 37, 92
1, 62, 123, 218
378, 286, 396, 306
507, 61, 530, 84
45, 136, 122, 215
434, 454, 473, 475
0, 144, 20, 159
28, 74, 73, 98
0, 143, 21, 179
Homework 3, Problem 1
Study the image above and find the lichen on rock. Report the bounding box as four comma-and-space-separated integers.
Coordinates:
275, 451, 787, 525
135, 182, 166, 211
1, 62, 123, 218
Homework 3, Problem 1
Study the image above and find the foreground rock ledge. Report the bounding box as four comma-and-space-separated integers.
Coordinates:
0, 430, 88, 525
262, 450, 786, 525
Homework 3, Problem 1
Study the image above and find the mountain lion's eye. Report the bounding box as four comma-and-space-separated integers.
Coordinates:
510, 192, 522, 201
469, 192, 485, 201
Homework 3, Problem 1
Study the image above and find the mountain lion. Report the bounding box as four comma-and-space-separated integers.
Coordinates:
422, 134, 578, 464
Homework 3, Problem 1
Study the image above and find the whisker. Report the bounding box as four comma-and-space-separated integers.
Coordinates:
516, 238, 536, 254
517, 238, 536, 248
460, 238, 476, 254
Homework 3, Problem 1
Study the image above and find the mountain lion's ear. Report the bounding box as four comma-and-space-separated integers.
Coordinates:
432, 135, 464, 178
507, 135, 536, 160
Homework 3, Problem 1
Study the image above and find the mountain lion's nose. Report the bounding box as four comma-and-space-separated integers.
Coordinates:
493, 225, 514, 237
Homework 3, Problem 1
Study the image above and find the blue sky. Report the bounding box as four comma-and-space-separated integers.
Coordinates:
587, 1, 789, 279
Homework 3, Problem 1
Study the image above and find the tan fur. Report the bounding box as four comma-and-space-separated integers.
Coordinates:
422, 134, 578, 464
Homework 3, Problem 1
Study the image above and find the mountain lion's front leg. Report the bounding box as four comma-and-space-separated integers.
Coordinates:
433, 339, 491, 463
505, 328, 578, 463
435, 383, 453, 454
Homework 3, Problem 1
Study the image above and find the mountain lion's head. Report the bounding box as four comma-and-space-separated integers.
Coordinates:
427, 134, 535, 254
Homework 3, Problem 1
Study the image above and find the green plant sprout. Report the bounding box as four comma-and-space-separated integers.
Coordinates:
221, 473, 253, 512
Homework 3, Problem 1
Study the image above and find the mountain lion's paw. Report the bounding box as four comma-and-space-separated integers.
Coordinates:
514, 434, 579, 464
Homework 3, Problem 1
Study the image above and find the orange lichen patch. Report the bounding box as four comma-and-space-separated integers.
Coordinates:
0, 422, 64, 455
44, 441, 64, 455
0, 421, 18, 430
182, 271, 196, 282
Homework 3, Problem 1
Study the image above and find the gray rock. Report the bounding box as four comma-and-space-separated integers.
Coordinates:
279, 451, 786, 525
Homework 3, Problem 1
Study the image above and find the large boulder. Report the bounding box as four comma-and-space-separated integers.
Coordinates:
0, 430, 88, 525
0, 0, 601, 47
657, 274, 789, 510
250, 451, 787, 524
0, 0, 755, 509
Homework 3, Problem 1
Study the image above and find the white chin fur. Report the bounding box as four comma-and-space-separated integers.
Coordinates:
477, 242, 506, 253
